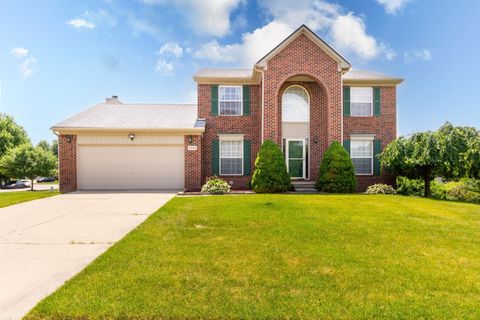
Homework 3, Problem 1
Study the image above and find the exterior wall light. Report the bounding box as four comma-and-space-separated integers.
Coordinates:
128, 133, 135, 141
66, 135, 72, 143
188, 135, 193, 144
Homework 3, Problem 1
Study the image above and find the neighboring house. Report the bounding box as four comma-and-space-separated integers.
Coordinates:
53, 25, 403, 193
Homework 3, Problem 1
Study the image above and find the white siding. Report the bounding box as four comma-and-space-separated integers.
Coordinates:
77, 134, 183, 146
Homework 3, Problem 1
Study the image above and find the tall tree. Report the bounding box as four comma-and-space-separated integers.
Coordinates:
0, 145, 56, 191
435, 122, 479, 178
37, 140, 51, 152
0, 113, 30, 186
51, 139, 59, 157
381, 123, 480, 198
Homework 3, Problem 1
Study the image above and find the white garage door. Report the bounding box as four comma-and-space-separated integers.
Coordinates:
78, 145, 184, 190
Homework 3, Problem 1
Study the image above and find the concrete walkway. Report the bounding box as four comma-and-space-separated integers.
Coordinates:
0, 191, 176, 320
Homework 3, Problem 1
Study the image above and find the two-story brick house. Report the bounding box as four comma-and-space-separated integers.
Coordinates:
53, 25, 402, 193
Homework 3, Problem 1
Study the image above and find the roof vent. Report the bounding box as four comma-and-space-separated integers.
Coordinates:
105, 95, 121, 104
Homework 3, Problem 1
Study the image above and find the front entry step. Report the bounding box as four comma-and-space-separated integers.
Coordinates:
291, 181, 317, 194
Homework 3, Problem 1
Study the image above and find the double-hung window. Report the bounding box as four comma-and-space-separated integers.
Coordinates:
219, 86, 242, 115
350, 87, 373, 116
220, 139, 243, 175
351, 139, 373, 175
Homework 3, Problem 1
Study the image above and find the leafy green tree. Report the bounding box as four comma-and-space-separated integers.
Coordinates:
37, 140, 51, 152
251, 140, 291, 193
315, 141, 356, 193
381, 132, 440, 198
0, 113, 30, 186
0, 144, 56, 191
51, 139, 59, 157
381, 123, 480, 198
464, 137, 480, 179
435, 122, 479, 178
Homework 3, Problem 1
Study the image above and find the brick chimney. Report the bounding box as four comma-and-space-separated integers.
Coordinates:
105, 95, 121, 104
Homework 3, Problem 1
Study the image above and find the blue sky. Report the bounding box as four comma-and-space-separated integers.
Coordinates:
0, 0, 479, 144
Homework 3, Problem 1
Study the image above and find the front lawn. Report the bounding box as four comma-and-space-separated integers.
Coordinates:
27, 195, 480, 319
0, 190, 58, 208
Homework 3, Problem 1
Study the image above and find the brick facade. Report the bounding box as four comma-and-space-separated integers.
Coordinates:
344, 87, 397, 191
184, 135, 202, 191
197, 32, 399, 192
197, 83, 262, 189
58, 134, 77, 193
263, 33, 342, 145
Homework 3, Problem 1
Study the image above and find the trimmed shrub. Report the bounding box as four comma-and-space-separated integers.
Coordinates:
251, 140, 291, 193
201, 176, 231, 195
396, 176, 424, 196
397, 176, 480, 204
365, 184, 396, 195
315, 141, 356, 193
442, 180, 480, 203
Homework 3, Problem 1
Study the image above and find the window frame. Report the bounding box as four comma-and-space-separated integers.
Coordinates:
218, 85, 243, 116
350, 87, 373, 117
281, 85, 310, 123
350, 136, 374, 176
219, 136, 244, 176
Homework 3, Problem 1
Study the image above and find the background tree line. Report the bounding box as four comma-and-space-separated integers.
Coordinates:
0, 113, 57, 191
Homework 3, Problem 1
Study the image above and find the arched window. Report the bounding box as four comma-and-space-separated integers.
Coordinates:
282, 86, 310, 122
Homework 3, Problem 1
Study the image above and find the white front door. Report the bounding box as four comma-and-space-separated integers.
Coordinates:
286, 139, 306, 179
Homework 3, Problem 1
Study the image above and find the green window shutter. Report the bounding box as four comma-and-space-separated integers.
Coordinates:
212, 140, 219, 175
374, 139, 381, 175
343, 139, 351, 155
243, 85, 250, 116
343, 87, 350, 116
243, 140, 251, 176
374, 87, 381, 116
211, 85, 219, 116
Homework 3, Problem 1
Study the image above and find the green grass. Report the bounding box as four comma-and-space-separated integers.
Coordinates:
0, 190, 58, 208
26, 195, 480, 319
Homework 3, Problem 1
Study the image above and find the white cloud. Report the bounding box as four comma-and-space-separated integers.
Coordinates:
375, 0, 410, 14
19, 56, 37, 78
140, 0, 243, 37
194, 21, 293, 66
67, 18, 96, 30
404, 48, 432, 63
194, 0, 395, 66
158, 42, 183, 58
11, 47, 29, 58
154, 59, 174, 74
11, 47, 37, 78
330, 13, 395, 61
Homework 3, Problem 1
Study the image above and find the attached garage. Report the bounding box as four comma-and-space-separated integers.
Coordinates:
77, 135, 185, 190
52, 98, 205, 192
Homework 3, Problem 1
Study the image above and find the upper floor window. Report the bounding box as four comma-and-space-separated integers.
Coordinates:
351, 87, 373, 116
282, 85, 310, 122
219, 86, 242, 115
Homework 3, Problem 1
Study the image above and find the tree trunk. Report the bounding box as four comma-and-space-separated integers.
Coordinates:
424, 168, 432, 198
31, 179, 34, 191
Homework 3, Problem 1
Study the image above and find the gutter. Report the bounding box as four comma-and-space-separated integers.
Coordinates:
50, 127, 206, 135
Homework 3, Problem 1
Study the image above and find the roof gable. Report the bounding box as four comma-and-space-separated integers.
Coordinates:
256, 25, 351, 71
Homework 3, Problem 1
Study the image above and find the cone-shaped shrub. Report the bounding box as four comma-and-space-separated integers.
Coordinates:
315, 141, 357, 193
251, 140, 291, 193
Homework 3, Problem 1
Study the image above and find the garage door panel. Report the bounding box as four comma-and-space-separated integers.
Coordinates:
78, 145, 184, 190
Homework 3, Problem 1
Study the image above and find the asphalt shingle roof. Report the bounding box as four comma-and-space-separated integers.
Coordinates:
52, 102, 200, 130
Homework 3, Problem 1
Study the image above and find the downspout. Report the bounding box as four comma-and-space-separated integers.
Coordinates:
261, 69, 265, 144
340, 72, 344, 144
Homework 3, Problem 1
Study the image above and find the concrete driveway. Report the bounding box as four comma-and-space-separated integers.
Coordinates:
0, 191, 176, 320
